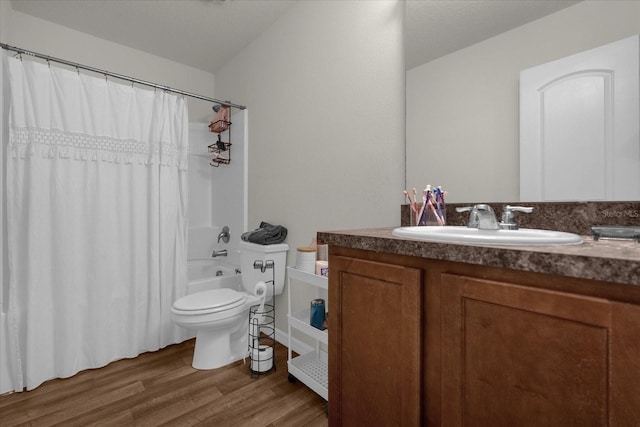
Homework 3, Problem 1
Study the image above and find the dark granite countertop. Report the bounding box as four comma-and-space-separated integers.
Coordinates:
318, 227, 639, 286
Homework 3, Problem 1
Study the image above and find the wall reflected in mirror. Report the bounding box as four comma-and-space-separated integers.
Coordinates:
405, 1, 640, 202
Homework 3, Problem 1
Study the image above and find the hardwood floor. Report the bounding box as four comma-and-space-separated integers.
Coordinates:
0, 340, 328, 426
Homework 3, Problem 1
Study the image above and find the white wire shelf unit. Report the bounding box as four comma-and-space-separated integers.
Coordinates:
287, 266, 328, 401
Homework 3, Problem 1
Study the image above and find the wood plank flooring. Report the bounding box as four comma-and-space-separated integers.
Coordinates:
0, 339, 328, 427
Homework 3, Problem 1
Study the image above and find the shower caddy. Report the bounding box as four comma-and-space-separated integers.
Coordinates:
208, 117, 232, 167
286, 266, 328, 401
248, 260, 276, 378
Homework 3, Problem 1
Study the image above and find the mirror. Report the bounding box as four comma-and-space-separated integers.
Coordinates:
405, 1, 639, 203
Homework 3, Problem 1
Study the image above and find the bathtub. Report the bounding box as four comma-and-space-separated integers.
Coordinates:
187, 259, 242, 294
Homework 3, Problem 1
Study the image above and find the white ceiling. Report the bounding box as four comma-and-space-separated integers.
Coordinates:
9, 0, 298, 73
9, 0, 581, 73
405, 0, 580, 69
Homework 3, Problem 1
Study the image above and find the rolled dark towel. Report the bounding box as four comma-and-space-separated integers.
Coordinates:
241, 221, 288, 245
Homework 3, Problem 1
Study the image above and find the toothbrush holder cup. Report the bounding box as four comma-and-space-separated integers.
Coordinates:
410, 203, 446, 226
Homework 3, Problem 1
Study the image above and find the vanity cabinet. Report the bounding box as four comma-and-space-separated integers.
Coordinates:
328, 255, 422, 426
441, 273, 640, 426
328, 246, 640, 426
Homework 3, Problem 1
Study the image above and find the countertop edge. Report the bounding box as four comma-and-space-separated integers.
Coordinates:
318, 228, 639, 286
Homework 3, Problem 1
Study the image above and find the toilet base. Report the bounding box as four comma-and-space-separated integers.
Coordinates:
192, 329, 232, 370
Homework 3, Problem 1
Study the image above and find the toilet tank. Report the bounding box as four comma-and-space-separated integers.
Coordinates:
240, 241, 289, 299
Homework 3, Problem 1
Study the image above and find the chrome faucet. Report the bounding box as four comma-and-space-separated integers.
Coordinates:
456, 204, 499, 230
217, 226, 230, 244
211, 249, 228, 258
499, 205, 534, 230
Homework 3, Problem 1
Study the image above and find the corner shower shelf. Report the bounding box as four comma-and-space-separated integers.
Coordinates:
287, 266, 328, 401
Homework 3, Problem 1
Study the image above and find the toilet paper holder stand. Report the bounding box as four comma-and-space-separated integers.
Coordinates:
248, 260, 276, 378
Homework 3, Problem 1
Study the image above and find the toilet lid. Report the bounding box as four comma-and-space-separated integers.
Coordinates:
173, 288, 245, 311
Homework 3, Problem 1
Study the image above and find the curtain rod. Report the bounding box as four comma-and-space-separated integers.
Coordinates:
0, 43, 246, 110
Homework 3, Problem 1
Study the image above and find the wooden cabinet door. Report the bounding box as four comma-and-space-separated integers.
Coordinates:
441, 273, 640, 427
329, 255, 422, 426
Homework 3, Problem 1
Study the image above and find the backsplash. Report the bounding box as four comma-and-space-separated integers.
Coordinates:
401, 201, 639, 235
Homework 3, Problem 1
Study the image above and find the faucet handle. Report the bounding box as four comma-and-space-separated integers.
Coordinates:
503, 205, 534, 216
217, 225, 230, 244
455, 206, 473, 213
456, 204, 495, 213
456, 205, 480, 228
500, 205, 534, 230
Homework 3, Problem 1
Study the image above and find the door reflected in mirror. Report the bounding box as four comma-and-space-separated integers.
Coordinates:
405, 1, 640, 203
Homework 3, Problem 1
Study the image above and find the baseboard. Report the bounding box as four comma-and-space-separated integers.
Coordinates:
275, 327, 314, 355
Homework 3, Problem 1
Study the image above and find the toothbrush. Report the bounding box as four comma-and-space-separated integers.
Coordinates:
439, 188, 448, 221
434, 186, 445, 223
417, 186, 428, 225
425, 185, 445, 226
404, 189, 422, 224
403, 190, 412, 205
427, 198, 445, 226
412, 188, 420, 222
404, 190, 418, 221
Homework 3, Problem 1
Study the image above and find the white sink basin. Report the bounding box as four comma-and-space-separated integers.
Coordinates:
392, 226, 583, 246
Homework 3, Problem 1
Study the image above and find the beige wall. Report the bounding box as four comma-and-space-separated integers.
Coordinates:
407, 0, 640, 203
215, 0, 405, 331
0, 1, 217, 122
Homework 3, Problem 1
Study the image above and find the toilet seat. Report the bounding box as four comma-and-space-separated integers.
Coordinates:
172, 289, 246, 315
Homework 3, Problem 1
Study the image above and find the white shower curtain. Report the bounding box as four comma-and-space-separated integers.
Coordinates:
3, 52, 189, 391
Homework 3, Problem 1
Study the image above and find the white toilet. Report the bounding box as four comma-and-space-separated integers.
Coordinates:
171, 241, 289, 370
